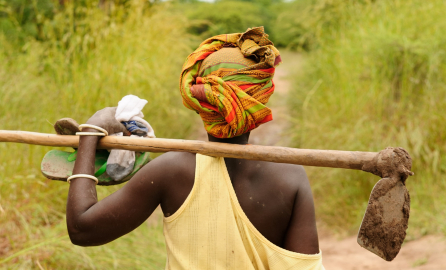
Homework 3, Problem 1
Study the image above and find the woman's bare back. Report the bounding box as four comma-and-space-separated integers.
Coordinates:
159, 151, 319, 254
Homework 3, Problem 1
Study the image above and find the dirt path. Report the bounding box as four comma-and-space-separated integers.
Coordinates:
320, 234, 446, 269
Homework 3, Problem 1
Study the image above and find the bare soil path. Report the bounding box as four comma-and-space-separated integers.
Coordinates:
320, 234, 446, 269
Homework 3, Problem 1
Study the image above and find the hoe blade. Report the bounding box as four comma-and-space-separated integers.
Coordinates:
357, 177, 410, 261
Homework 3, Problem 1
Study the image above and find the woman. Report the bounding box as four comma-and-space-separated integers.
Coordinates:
65, 27, 324, 269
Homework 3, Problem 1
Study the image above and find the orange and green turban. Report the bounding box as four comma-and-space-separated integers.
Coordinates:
179, 26, 282, 138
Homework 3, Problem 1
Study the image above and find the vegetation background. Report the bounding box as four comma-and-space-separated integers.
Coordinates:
0, 0, 444, 268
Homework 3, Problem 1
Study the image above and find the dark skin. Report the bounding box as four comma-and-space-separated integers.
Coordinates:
67, 110, 319, 254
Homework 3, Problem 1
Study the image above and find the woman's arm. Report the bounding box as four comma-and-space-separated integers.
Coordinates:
65, 109, 164, 246
283, 166, 320, 254
66, 130, 101, 245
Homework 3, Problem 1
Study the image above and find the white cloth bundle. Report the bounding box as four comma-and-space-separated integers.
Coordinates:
106, 95, 155, 181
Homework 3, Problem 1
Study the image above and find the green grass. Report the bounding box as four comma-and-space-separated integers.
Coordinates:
2, 0, 446, 267
0, 2, 196, 268
287, 0, 446, 237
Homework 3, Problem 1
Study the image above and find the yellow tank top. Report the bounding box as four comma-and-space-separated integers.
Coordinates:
163, 154, 324, 270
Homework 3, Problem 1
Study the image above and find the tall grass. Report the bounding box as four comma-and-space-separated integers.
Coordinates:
287, 0, 446, 237
0, 1, 195, 268
2, 0, 445, 267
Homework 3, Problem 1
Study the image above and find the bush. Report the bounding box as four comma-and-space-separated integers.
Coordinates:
178, 0, 276, 41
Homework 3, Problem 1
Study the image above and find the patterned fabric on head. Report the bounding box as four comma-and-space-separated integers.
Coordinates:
180, 26, 282, 138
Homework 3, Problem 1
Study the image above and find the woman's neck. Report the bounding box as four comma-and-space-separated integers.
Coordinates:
207, 133, 251, 177
207, 133, 250, 145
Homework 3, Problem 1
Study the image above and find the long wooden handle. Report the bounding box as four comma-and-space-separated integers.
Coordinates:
0, 130, 377, 170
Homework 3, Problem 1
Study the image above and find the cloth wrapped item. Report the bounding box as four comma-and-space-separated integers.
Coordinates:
179, 26, 282, 138
106, 133, 137, 181
107, 95, 155, 181
122, 120, 150, 137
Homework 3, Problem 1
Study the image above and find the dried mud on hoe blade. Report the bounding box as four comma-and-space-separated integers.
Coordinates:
359, 147, 414, 261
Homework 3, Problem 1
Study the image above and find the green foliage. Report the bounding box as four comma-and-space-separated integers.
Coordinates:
271, 0, 363, 50
287, 0, 446, 236
179, 0, 274, 41
0, 1, 195, 268
0, 0, 141, 44
0, 0, 55, 42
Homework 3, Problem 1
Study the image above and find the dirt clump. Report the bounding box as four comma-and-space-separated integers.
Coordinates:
362, 147, 413, 182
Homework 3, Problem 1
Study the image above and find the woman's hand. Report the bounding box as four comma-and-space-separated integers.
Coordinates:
86, 107, 129, 135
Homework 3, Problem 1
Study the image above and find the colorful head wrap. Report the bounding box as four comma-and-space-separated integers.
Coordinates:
180, 26, 282, 138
